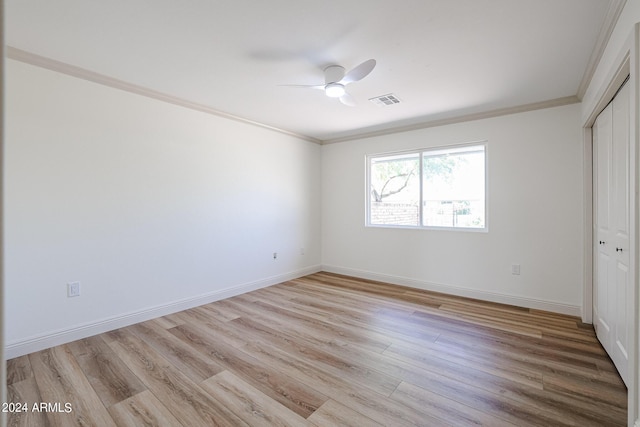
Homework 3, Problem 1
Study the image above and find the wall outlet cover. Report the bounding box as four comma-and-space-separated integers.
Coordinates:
67, 281, 81, 297
511, 264, 521, 275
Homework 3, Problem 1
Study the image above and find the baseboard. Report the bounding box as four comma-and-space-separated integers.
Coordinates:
321, 265, 581, 317
5, 265, 322, 359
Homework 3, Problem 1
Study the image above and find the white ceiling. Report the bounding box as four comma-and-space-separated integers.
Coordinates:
6, 0, 616, 143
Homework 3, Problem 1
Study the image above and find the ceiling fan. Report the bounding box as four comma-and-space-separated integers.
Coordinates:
282, 59, 376, 106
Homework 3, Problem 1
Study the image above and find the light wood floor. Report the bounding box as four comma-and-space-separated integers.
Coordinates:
6, 272, 627, 426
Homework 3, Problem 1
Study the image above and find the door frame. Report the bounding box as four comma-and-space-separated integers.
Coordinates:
582, 24, 639, 425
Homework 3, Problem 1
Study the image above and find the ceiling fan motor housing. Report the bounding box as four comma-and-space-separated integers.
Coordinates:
324, 65, 345, 84
323, 65, 347, 98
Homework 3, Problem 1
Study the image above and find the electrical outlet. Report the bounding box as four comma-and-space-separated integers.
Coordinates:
67, 281, 81, 297
273, 252, 278, 260
511, 264, 521, 275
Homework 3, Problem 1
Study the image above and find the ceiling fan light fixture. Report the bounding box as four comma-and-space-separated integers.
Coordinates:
325, 83, 346, 98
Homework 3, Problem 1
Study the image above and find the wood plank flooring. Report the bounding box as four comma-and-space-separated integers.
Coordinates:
6, 272, 627, 426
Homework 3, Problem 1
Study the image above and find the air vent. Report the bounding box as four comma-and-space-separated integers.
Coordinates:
369, 93, 401, 107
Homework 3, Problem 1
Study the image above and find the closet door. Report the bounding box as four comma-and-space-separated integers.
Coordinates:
610, 80, 630, 384
594, 102, 613, 357
593, 80, 630, 386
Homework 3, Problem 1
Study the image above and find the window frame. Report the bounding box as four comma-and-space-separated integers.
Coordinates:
365, 141, 488, 232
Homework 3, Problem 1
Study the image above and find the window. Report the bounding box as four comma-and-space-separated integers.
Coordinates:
367, 143, 486, 230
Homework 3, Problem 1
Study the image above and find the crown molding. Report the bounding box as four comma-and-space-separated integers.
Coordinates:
322, 95, 580, 144
576, 0, 627, 100
5, 46, 322, 145
6, 46, 584, 147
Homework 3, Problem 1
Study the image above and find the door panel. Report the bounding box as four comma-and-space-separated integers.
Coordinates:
596, 250, 612, 349
611, 81, 630, 384
593, 80, 630, 387
612, 81, 630, 240
593, 103, 613, 354
615, 260, 629, 360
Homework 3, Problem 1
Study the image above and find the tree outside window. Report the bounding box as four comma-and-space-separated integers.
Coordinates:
367, 143, 486, 230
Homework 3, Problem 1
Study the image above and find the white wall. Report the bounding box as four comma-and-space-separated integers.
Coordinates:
5, 59, 321, 357
321, 104, 584, 314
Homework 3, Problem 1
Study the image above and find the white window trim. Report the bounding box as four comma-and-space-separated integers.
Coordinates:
365, 141, 488, 232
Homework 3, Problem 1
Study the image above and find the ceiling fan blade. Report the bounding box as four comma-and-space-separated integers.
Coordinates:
278, 84, 324, 90
339, 93, 356, 106
278, 85, 324, 90
341, 59, 376, 84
